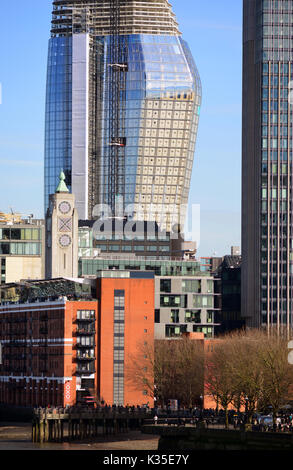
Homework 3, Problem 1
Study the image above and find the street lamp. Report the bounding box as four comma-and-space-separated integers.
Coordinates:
245, 396, 249, 424
200, 395, 203, 420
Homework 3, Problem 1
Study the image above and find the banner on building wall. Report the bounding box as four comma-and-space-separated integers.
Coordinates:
64, 380, 72, 405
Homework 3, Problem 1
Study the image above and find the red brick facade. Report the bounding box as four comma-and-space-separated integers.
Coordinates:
97, 275, 155, 407
0, 300, 98, 407
0, 273, 155, 409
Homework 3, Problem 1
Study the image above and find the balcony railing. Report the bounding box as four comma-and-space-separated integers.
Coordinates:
76, 327, 96, 335
76, 342, 96, 349
76, 354, 95, 361
76, 366, 96, 376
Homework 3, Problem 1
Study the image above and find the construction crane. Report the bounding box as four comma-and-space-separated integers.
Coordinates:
108, 0, 128, 214
0, 210, 34, 225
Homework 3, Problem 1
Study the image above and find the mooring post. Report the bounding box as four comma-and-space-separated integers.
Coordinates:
44, 418, 49, 442
56, 419, 60, 442
36, 419, 39, 443
39, 419, 44, 444
32, 419, 36, 443
60, 420, 64, 442
68, 417, 72, 441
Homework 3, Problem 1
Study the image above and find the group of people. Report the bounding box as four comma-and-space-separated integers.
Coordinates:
257, 415, 293, 433
152, 407, 293, 433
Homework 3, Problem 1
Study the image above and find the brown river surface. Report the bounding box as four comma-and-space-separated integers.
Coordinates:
0, 422, 159, 450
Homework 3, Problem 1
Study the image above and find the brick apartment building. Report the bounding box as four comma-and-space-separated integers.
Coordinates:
0, 272, 154, 408
0, 279, 97, 407
96, 270, 154, 407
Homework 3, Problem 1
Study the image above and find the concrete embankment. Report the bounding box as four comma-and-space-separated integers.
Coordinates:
142, 425, 293, 450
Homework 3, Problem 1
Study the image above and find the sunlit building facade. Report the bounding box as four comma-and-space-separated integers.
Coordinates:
242, 0, 293, 330
45, 0, 201, 231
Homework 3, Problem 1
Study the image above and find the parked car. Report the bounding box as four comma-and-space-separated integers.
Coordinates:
259, 415, 273, 426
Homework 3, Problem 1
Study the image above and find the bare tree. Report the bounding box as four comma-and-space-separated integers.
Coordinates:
126, 337, 204, 408
170, 337, 204, 408
205, 339, 236, 428
208, 329, 293, 426
256, 329, 293, 426
125, 339, 155, 402
227, 330, 265, 424
127, 328, 293, 422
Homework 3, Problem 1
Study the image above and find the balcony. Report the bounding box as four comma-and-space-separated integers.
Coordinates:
76, 354, 95, 361
76, 341, 96, 349
76, 327, 96, 335
75, 365, 96, 376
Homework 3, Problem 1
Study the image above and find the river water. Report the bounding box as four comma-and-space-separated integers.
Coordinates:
0, 423, 159, 451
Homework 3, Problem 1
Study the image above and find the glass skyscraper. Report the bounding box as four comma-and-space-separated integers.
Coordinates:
242, 0, 293, 332
45, 0, 201, 231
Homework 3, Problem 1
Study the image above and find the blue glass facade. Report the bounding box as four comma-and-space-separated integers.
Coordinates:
45, 2, 201, 229
45, 37, 72, 211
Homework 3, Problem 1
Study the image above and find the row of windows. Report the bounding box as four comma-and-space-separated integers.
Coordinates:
76, 310, 95, 320
262, 114, 289, 124
95, 244, 169, 252
79, 259, 203, 277
160, 295, 214, 309
262, 102, 289, 112
262, 128, 289, 138
262, 88, 290, 99
263, 13, 293, 23
169, 309, 214, 324
0, 228, 41, 241
262, 51, 293, 61
93, 234, 170, 241
77, 349, 95, 359
160, 279, 212, 294
262, 188, 287, 198
0, 243, 41, 256
263, 63, 290, 74
76, 337, 95, 346
165, 324, 213, 338
263, 76, 289, 86
262, 38, 293, 49
261, 201, 288, 211
262, 162, 293, 172
262, 0, 293, 12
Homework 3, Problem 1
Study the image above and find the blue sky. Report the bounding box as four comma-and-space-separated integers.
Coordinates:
0, 0, 242, 257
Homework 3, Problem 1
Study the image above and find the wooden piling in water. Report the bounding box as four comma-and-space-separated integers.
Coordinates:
31, 407, 148, 443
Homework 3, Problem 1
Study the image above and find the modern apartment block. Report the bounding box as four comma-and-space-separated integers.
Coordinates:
0, 216, 45, 284
242, 0, 293, 329
0, 274, 154, 408
78, 256, 219, 339
45, 0, 201, 231
155, 274, 219, 339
